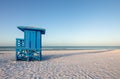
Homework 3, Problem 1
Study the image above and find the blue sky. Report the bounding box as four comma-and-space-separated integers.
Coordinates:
0, 0, 120, 46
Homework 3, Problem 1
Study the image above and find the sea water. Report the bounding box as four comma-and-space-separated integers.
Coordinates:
0, 46, 120, 51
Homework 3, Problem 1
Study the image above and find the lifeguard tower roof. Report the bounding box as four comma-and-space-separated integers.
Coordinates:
17, 26, 45, 34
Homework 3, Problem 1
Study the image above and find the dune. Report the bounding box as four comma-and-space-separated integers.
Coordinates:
0, 50, 120, 79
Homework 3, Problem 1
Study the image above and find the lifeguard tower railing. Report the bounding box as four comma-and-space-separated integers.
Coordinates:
16, 38, 42, 61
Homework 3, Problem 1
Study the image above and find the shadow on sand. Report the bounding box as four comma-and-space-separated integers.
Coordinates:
42, 50, 113, 61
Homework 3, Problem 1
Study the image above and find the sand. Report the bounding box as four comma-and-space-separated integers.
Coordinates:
0, 49, 120, 79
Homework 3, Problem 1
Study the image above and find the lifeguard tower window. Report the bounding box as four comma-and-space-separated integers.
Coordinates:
16, 26, 45, 61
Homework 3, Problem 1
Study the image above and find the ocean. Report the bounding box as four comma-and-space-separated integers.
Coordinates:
0, 46, 120, 51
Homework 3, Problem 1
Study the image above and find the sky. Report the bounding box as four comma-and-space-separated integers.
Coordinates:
0, 0, 120, 46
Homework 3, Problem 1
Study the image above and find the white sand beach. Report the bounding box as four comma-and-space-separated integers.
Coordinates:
0, 50, 120, 79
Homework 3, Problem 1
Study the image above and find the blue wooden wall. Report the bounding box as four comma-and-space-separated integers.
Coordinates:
24, 30, 41, 49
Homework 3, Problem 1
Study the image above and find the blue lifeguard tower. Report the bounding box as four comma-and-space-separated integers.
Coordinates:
16, 26, 45, 61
